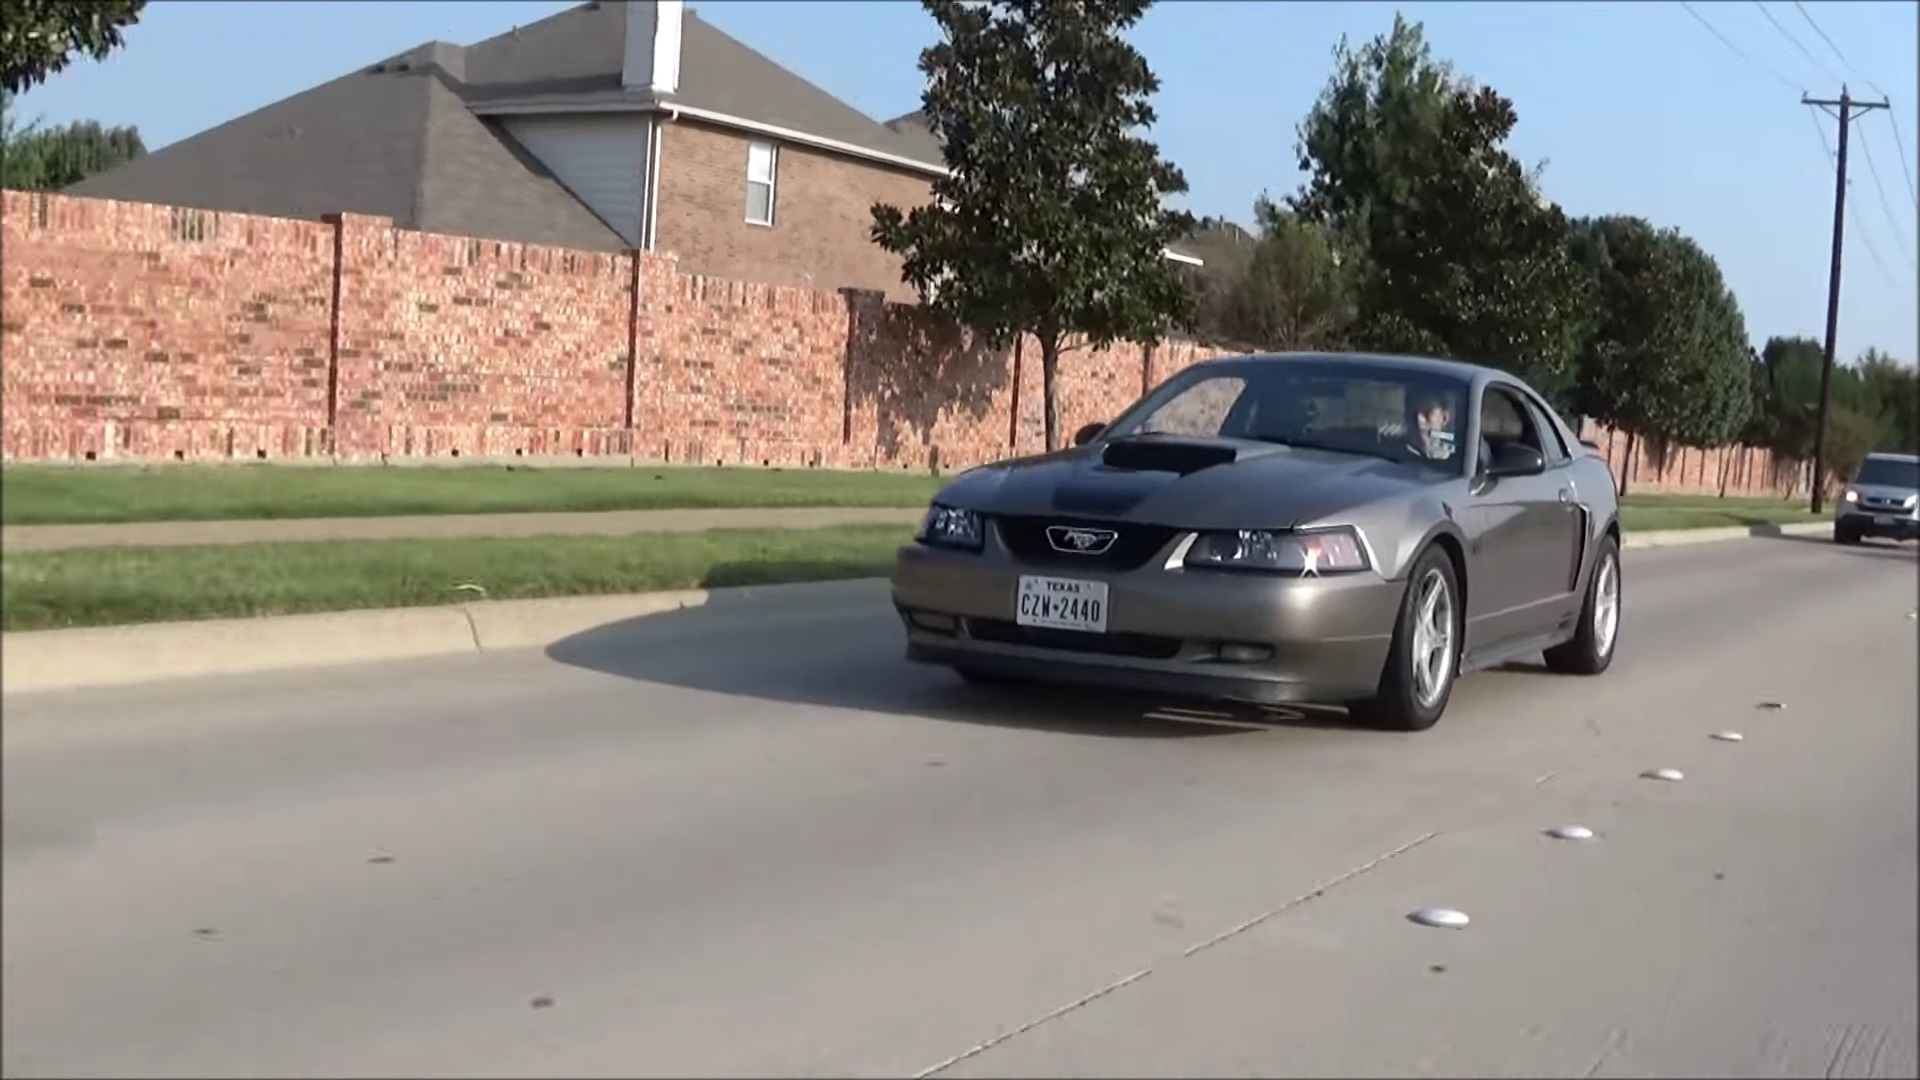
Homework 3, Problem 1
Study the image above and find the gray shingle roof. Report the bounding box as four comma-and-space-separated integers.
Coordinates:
459, 3, 942, 169
67, 42, 628, 251
63, 2, 942, 247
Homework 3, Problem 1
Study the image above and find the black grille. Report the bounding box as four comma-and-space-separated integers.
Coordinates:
993, 516, 1180, 571
965, 619, 1183, 660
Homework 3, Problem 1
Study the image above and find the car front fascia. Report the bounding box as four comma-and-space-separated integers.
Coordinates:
892, 510, 1411, 705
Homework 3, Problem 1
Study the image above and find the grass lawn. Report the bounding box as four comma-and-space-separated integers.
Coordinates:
0, 525, 911, 632
1618, 493, 1821, 532
0, 464, 945, 526
1, 494, 1827, 633
4, 464, 1827, 532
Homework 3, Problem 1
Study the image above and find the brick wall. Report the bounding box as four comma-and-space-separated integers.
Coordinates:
653, 119, 933, 303
0, 189, 1805, 498
1, 190, 1229, 470
1577, 422, 1809, 500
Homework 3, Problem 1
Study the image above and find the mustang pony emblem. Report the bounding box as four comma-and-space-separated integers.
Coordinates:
1045, 526, 1119, 555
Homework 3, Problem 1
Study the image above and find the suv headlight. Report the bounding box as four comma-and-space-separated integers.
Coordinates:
1185, 527, 1370, 575
917, 503, 984, 552
1844, 489, 1860, 503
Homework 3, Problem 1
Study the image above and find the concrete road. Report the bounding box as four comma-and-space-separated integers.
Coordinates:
4, 535, 1915, 1079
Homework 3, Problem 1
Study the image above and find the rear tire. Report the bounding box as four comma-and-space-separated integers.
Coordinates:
1348, 545, 1461, 732
1544, 534, 1621, 676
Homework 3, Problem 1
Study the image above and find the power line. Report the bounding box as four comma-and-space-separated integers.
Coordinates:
1846, 180, 1899, 287
1854, 129, 1916, 268
1680, 0, 1803, 92
1805, 102, 1897, 281
1791, 0, 1919, 208
1885, 116, 1919, 209
1752, 1, 1841, 84
1792, 1, 1861, 79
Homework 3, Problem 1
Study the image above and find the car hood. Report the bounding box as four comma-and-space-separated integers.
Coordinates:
935, 436, 1445, 529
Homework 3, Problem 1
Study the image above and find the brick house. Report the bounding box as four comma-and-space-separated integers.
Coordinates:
70, 0, 1201, 301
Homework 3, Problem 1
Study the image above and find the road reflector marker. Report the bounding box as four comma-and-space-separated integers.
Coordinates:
1545, 825, 1596, 840
1407, 907, 1470, 929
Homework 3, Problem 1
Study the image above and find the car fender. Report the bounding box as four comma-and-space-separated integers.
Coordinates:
1363, 494, 1469, 584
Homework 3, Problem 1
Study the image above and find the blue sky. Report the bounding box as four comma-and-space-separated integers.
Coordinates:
14, 0, 1918, 365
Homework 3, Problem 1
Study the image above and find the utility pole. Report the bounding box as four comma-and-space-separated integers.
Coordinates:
1802, 86, 1890, 513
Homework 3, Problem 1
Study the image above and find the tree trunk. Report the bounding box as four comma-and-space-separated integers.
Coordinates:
1039, 333, 1062, 452
1617, 428, 1636, 497
1716, 446, 1731, 498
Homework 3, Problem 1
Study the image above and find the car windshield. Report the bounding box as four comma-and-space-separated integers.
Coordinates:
1854, 457, 1920, 490
1101, 359, 1473, 470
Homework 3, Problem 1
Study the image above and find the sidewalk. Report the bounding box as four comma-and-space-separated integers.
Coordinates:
1, 506, 926, 553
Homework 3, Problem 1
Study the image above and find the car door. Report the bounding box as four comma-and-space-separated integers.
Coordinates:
1463, 384, 1567, 650
1515, 388, 1589, 617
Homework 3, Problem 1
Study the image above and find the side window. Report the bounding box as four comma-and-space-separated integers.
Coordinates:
1519, 390, 1573, 465
746, 141, 777, 226
1480, 386, 1545, 455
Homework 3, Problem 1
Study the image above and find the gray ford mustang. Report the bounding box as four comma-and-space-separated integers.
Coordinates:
891, 351, 1624, 731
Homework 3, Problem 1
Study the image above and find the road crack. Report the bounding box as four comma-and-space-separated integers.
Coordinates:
1181, 830, 1441, 958
908, 831, 1442, 1078
910, 967, 1154, 1079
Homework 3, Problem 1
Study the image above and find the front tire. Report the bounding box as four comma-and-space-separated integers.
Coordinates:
1834, 523, 1862, 545
1544, 534, 1621, 676
1349, 545, 1461, 732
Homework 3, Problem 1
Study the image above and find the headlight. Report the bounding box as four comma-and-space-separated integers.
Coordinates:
1904, 494, 1918, 509
917, 503, 984, 552
1184, 527, 1370, 575
1844, 489, 1860, 503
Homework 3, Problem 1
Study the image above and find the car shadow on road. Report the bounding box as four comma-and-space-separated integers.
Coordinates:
545, 566, 1382, 740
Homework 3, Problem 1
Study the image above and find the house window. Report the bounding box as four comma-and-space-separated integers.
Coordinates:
746, 140, 777, 226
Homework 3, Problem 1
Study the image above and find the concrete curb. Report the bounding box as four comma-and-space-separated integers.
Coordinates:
1624, 520, 1829, 548
0, 522, 1832, 695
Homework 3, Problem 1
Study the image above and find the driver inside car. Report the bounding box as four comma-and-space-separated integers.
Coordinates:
1409, 392, 1459, 461
1378, 390, 1462, 463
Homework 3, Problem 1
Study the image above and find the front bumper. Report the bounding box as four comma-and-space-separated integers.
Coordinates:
1837, 505, 1920, 539
892, 541, 1404, 706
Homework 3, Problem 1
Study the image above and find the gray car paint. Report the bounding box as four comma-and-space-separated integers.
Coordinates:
891, 352, 1622, 705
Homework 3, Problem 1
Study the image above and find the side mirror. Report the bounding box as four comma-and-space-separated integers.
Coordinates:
1482, 443, 1546, 479
1072, 422, 1106, 447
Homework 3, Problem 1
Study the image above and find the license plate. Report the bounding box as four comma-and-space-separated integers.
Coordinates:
1016, 576, 1109, 633
1875, 515, 1897, 526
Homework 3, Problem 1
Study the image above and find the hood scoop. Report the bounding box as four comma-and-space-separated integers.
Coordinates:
1100, 436, 1242, 476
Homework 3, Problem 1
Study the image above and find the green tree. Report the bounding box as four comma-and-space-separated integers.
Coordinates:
1753, 335, 1874, 459
1855, 348, 1919, 452
873, 0, 1195, 451
0, 0, 144, 94
1, 107, 143, 189
1569, 216, 1750, 459
1181, 216, 1259, 348
1291, 16, 1589, 401
1221, 197, 1358, 352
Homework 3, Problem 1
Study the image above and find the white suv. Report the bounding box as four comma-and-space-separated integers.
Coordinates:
1834, 452, 1920, 545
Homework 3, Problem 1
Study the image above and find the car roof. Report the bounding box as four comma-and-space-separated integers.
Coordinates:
1863, 451, 1920, 463
1196, 350, 1513, 386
